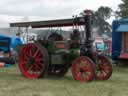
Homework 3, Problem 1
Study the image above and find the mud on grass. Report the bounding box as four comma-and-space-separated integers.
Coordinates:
0, 65, 127, 96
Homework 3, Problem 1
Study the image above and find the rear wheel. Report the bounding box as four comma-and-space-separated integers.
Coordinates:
71, 56, 95, 82
18, 43, 49, 79
95, 55, 112, 80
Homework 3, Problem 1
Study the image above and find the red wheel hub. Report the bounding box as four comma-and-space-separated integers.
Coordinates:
71, 56, 95, 82
95, 56, 112, 80
18, 43, 47, 79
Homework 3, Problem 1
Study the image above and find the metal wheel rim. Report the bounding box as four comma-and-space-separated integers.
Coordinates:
19, 43, 45, 79
95, 56, 112, 80
71, 56, 95, 82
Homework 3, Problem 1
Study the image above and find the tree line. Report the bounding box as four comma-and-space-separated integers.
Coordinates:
94, 0, 127, 37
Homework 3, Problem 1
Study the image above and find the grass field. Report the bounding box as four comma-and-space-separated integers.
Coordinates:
0, 65, 128, 96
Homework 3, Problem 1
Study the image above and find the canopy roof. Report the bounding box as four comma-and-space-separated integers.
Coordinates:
10, 17, 85, 28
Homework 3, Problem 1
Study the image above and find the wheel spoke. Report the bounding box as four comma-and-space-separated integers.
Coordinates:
102, 71, 107, 77
29, 49, 33, 56
80, 72, 85, 79
104, 65, 111, 70
35, 58, 44, 66
96, 71, 101, 77
80, 71, 91, 81
99, 71, 104, 79
36, 58, 43, 62
24, 54, 29, 58
27, 65, 34, 71
36, 58, 42, 62
34, 48, 40, 58
84, 74, 90, 81
23, 62, 31, 69
35, 63, 44, 71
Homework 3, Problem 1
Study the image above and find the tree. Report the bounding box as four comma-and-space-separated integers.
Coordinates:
93, 6, 112, 36
95, 6, 112, 20
118, 0, 128, 18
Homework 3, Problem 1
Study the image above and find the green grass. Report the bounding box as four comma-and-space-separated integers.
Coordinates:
0, 65, 128, 96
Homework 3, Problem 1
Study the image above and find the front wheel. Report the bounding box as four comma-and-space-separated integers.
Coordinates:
71, 56, 95, 82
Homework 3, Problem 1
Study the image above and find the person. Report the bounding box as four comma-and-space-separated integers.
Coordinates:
70, 29, 80, 48
48, 32, 63, 41
70, 29, 80, 40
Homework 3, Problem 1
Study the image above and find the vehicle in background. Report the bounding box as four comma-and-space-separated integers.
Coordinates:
112, 19, 128, 61
0, 35, 20, 67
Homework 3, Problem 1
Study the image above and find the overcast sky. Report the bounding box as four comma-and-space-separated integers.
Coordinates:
0, 0, 122, 28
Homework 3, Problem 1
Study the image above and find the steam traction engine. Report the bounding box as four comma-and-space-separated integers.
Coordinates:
10, 10, 112, 82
